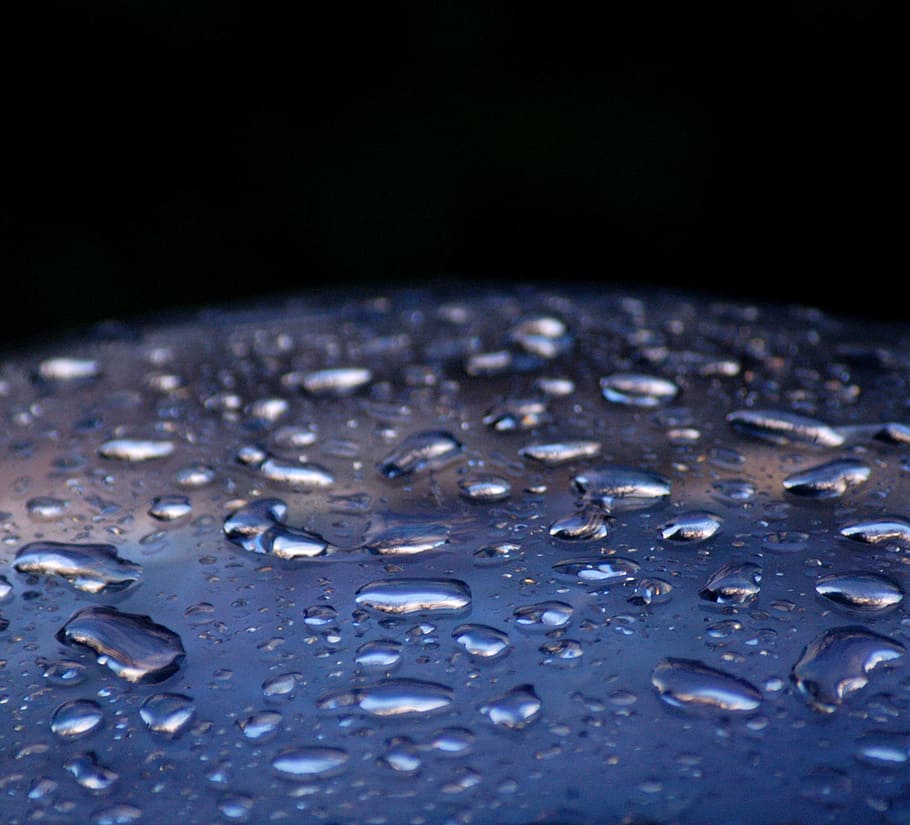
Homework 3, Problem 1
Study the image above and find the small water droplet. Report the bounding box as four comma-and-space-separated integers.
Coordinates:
600, 373, 679, 407
363, 521, 450, 556
355, 639, 403, 669
377, 430, 463, 478
626, 577, 673, 606
552, 556, 640, 585
238, 710, 283, 741
26, 496, 70, 521
458, 474, 512, 502
548, 507, 610, 540
98, 438, 176, 462
519, 441, 602, 466
658, 511, 722, 542
473, 542, 521, 566
512, 601, 573, 630
43, 659, 87, 686
38, 356, 101, 382
452, 624, 512, 660
297, 366, 372, 396
175, 464, 216, 487
699, 562, 762, 606
856, 731, 910, 766
139, 693, 196, 736
482, 397, 550, 432
148, 495, 192, 521
317, 679, 454, 717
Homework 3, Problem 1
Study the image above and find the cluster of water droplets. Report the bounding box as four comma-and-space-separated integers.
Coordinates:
3, 287, 910, 823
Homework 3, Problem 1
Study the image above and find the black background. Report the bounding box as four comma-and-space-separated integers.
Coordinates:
1, 3, 902, 350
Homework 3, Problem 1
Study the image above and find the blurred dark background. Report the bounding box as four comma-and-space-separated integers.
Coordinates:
1, 3, 902, 349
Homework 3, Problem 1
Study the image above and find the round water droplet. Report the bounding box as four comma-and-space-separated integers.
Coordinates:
355, 639, 403, 669
50, 699, 104, 738
573, 464, 671, 509
699, 562, 762, 606
453, 624, 512, 660
238, 710, 283, 742
512, 601, 573, 630
363, 521, 450, 556
473, 542, 521, 566
175, 464, 216, 487
479, 685, 542, 729
658, 511, 722, 542
148, 495, 192, 521
259, 458, 334, 488
377, 430, 463, 478
482, 397, 550, 432
139, 693, 196, 736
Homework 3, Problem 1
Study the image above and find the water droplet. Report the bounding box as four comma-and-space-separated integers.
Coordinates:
473, 542, 521, 566
355, 639, 403, 669
139, 693, 196, 736
380, 738, 422, 773
509, 315, 570, 358
856, 731, 910, 766
430, 727, 475, 754
658, 511, 722, 542
792, 626, 905, 713
363, 521, 450, 556
512, 601, 573, 630
26, 496, 69, 521
238, 710, 283, 742
297, 366, 372, 396
548, 507, 610, 540
56, 606, 186, 683
377, 430, 463, 478
50, 699, 104, 738
98, 438, 176, 461
573, 464, 671, 509
839, 517, 910, 545
815, 572, 903, 612
262, 672, 301, 698
64, 752, 119, 791
148, 495, 192, 521
552, 557, 640, 584
38, 356, 101, 382
519, 440, 602, 466
466, 350, 513, 376
626, 577, 673, 606
223, 498, 333, 559
271, 746, 349, 779
711, 479, 756, 503
218, 795, 254, 821
534, 376, 575, 396
783, 458, 871, 498
259, 458, 335, 488
540, 639, 584, 662
354, 578, 471, 615
726, 409, 845, 447
600, 373, 679, 407
699, 562, 762, 606
458, 474, 512, 502
652, 658, 762, 713
482, 397, 550, 432
14, 542, 142, 594
43, 659, 87, 686
92, 804, 143, 825
452, 624, 512, 659
318, 679, 454, 717
479, 685, 542, 729
175, 464, 216, 487
248, 397, 289, 424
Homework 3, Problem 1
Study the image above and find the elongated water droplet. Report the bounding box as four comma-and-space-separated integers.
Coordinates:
573, 464, 671, 509
458, 474, 512, 502
652, 658, 762, 713
364, 521, 450, 556
482, 398, 550, 432
699, 562, 762, 606
540, 639, 584, 662
175, 464, 215, 487
452, 624, 512, 660
549, 507, 610, 540
317, 679, 454, 717
238, 710, 283, 742
509, 316, 570, 358
856, 731, 910, 766
600, 372, 679, 407
479, 685, 542, 729
355, 640, 403, 670
658, 511, 722, 542
139, 693, 196, 736
783, 458, 871, 498
50, 700, 104, 738
519, 440, 602, 466
552, 556, 640, 584
473, 542, 521, 566
98, 439, 175, 461
726, 409, 845, 447
259, 458, 334, 488
271, 747, 349, 779
512, 601, 573, 630
815, 572, 903, 612
377, 430, 463, 478
38, 356, 101, 381
839, 517, 910, 545
56, 606, 186, 684
14, 542, 141, 594
626, 577, 673, 606
298, 367, 372, 396
223, 498, 333, 559
354, 578, 471, 615
792, 626, 905, 713
466, 350, 513, 376
26, 496, 69, 521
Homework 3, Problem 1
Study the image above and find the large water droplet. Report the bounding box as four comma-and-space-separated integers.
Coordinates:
791, 626, 905, 713
26, 496, 70, 521
519, 440, 602, 466
652, 658, 762, 713
573, 464, 671, 509
14, 542, 142, 594
50, 699, 104, 738
354, 578, 471, 615
56, 606, 186, 684
839, 517, 910, 545
815, 572, 903, 613
479, 685, 542, 729
271, 747, 349, 779
726, 409, 845, 447
783, 458, 871, 498
98, 438, 176, 461
317, 679, 454, 717
223, 498, 334, 559
377, 430, 463, 478
363, 521, 450, 556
